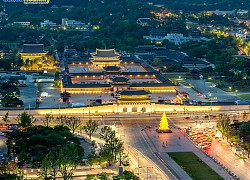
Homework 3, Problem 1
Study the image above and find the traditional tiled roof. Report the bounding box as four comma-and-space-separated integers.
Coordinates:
104, 66, 121, 72
130, 82, 173, 87
62, 76, 72, 85
91, 49, 120, 57
20, 44, 46, 53
119, 90, 150, 96
63, 83, 111, 88
112, 76, 130, 83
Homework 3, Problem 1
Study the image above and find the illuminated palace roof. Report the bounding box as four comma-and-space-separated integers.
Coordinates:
20, 44, 46, 54
117, 90, 151, 104
91, 49, 121, 58
90, 49, 122, 68
119, 90, 150, 96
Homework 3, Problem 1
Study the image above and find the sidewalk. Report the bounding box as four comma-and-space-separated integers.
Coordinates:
141, 130, 192, 180
143, 127, 234, 180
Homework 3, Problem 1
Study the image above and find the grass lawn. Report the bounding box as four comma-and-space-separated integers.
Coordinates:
238, 94, 250, 100
168, 152, 222, 180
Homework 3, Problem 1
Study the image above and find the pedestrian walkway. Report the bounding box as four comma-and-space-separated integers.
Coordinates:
143, 127, 234, 180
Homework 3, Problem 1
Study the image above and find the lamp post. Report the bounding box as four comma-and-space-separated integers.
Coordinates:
146, 167, 153, 180
59, 104, 61, 120
183, 101, 186, 114
137, 156, 142, 176
83, 108, 84, 121
235, 90, 239, 111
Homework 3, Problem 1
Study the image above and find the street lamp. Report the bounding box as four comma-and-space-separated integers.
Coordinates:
147, 167, 153, 180
137, 156, 143, 176
235, 90, 238, 96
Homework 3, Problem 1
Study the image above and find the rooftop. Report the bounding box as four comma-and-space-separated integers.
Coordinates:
112, 76, 130, 83
119, 90, 150, 96
21, 44, 46, 54
104, 66, 121, 72
91, 49, 120, 58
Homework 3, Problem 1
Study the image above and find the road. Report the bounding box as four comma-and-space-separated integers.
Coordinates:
1, 113, 248, 180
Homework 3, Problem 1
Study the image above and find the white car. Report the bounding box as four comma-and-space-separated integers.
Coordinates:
41, 92, 48, 97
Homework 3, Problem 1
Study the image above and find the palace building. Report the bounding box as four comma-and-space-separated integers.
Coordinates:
90, 49, 121, 68
117, 90, 151, 105
20, 44, 47, 61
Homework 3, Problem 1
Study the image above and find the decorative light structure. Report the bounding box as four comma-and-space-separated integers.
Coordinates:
157, 112, 172, 133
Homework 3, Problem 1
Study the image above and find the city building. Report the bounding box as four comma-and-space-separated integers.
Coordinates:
23, 0, 50, 4
137, 18, 151, 26
237, 10, 249, 16
13, 22, 30, 26
166, 33, 187, 45
0, 11, 8, 22
208, 10, 236, 16
143, 29, 168, 43
62, 18, 87, 29
40, 20, 57, 28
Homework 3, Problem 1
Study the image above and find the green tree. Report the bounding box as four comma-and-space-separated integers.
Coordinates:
217, 114, 231, 137
153, 58, 163, 67
43, 113, 54, 127
63, 116, 81, 134
2, 111, 10, 124
0, 173, 22, 180
239, 122, 250, 138
99, 126, 124, 161
16, 111, 36, 129
97, 173, 108, 180
40, 148, 59, 180
57, 143, 84, 180
86, 174, 96, 180
83, 119, 99, 140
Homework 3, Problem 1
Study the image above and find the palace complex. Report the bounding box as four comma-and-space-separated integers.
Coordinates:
61, 49, 175, 94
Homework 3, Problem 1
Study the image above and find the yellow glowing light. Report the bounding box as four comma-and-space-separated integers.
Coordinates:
158, 112, 170, 131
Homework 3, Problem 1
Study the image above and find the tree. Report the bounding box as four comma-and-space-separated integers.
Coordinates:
99, 126, 123, 161
97, 173, 108, 180
83, 120, 99, 140
2, 93, 23, 107
217, 114, 231, 137
113, 170, 139, 180
40, 148, 59, 180
153, 58, 163, 67
57, 143, 84, 180
239, 122, 250, 138
2, 111, 10, 124
63, 116, 81, 134
117, 146, 128, 166
0, 173, 22, 180
16, 111, 36, 129
43, 113, 54, 127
